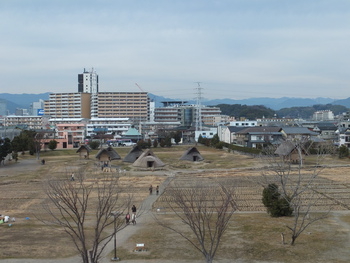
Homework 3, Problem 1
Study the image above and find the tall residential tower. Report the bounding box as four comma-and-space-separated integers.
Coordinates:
78, 68, 99, 93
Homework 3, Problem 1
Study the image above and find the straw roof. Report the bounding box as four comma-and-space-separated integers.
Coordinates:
180, 147, 204, 161
132, 149, 165, 168
123, 145, 144, 163
95, 146, 121, 160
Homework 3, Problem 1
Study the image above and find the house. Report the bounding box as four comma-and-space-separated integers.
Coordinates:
123, 127, 142, 141
180, 147, 204, 162
123, 145, 143, 163
76, 144, 92, 159
313, 122, 338, 141
236, 126, 283, 148
337, 128, 350, 148
217, 125, 246, 144
132, 149, 165, 168
281, 127, 318, 141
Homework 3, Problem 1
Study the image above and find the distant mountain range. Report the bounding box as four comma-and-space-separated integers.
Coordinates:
1, 92, 349, 114
150, 94, 349, 110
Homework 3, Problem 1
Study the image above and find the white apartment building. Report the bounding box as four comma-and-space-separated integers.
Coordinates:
229, 120, 257, 127
86, 118, 133, 137
195, 128, 218, 142
4, 115, 47, 130
312, 110, 334, 121
78, 68, 99, 93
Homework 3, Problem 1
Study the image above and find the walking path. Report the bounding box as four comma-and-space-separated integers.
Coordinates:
0, 167, 174, 263
0, 158, 40, 177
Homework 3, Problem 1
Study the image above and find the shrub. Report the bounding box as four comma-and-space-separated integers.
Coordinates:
339, 145, 349, 159
137, 139, 148, 149
153, 140, 158, 148
262, 184, 293, 217
89, 140, 100, 150
48, 140, 58, 151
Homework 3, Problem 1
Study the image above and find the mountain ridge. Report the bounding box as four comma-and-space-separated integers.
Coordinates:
0, 93, 349, 114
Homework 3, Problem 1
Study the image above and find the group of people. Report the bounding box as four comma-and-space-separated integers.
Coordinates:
0, 214, 15, 224
124, 184, 161, 226
149, 185, 159, 195
125, 205, 137, 225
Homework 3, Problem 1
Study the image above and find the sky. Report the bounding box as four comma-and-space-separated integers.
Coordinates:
1, 0, 350, 100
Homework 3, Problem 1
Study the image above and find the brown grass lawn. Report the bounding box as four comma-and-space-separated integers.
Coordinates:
1, 145, 350, 261
117, 212, 350, 263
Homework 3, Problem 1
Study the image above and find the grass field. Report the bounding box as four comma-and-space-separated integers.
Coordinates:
1, 145, 350, 262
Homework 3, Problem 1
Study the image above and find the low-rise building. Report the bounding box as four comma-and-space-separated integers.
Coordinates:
236, 126, 283, 148
4, 115, 47, 130
86, 118, 133, 137
313, 110, 335, 121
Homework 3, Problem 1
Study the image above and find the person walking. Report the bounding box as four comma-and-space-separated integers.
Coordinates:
156, 185, 159, 195
149, 185, 153, 195
131, 205, 137, 225
125, 213, 130, 225
132, 205, 136, 215
70, 173, 75, 181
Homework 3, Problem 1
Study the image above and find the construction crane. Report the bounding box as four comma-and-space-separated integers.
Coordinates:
135, 83, 145, 92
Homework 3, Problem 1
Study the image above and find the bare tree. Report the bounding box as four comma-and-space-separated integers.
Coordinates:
261, 139, 335, 245
155, 180, 238, 263
42, 170, 131, 263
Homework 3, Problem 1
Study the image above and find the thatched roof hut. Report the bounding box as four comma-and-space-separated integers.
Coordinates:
180, 147, 204, 162
95, 146, 121, 162
132, 149, 165, 168
123, 145, 143, 163
274, 140, 306, 163
76, 145, 92, 159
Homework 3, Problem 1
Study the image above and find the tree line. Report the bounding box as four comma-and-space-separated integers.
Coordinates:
216, 103, 348, 119
0, 130, 58, 165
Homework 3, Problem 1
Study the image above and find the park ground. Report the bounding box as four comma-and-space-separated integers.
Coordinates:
1, 145, 350, 263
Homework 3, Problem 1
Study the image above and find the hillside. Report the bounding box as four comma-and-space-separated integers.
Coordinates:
1, 92, 349, 116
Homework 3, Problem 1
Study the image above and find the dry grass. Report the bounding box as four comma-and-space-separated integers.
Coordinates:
116, 212, 350, 263
1, 145, 350, 261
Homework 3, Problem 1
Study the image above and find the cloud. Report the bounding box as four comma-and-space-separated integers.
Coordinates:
0, 0, 350, 100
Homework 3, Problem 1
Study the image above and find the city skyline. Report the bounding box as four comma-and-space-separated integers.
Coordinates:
1, 0, 350, 100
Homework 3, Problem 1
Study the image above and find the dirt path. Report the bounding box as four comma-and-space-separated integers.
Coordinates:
0, 172, 175, 263
0, 158, 41, 177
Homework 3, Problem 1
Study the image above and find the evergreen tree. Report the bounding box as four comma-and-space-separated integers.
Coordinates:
89, 141, 100, 150
48, 140, 58, 151
262, 184, 292, 217
0, 138, 13, 165
153, 139, 158, 148
339, 145, 349, 159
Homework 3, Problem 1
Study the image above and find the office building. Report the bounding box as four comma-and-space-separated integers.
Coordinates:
30, 99, 45, 116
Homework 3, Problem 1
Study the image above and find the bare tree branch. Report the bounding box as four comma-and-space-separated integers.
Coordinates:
260, 139, 335, 245
154, 180, 238, 263
41, 168, 132, 263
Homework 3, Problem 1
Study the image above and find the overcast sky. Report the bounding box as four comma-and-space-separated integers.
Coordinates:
1, 0, 350, 100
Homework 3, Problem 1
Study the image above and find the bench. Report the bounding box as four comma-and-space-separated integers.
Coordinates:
134, 243, 146, 252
